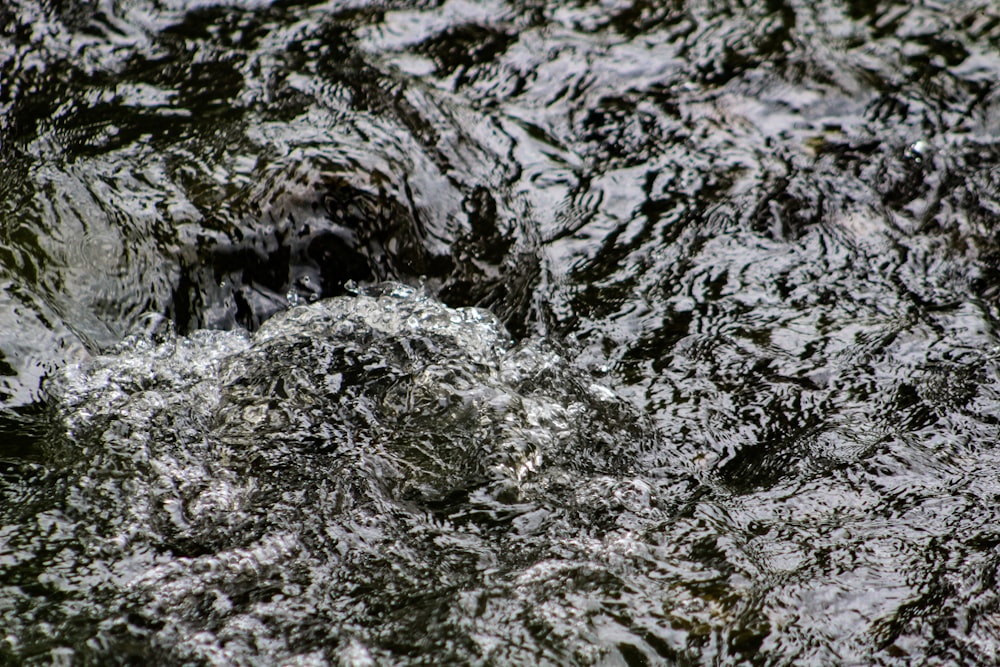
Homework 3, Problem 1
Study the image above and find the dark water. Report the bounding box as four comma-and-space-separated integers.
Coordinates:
3, 0, 1000, 664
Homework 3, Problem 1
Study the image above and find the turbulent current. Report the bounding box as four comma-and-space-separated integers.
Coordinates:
3, 0, 1000, 665
21, 284, 671, 665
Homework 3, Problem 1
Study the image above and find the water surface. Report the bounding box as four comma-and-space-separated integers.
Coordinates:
2, 0, 1000, 664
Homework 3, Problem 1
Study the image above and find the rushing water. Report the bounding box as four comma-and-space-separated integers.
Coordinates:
3, 0, 1000, 664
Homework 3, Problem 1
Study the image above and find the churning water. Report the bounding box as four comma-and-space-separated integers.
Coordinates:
3, 0, 1000, 664
28, 283, 668, 664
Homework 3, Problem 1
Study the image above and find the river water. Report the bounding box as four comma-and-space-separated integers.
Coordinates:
2, 0, 1000, 665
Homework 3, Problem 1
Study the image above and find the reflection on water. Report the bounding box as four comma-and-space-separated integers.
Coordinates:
3, 0, 1000, 664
